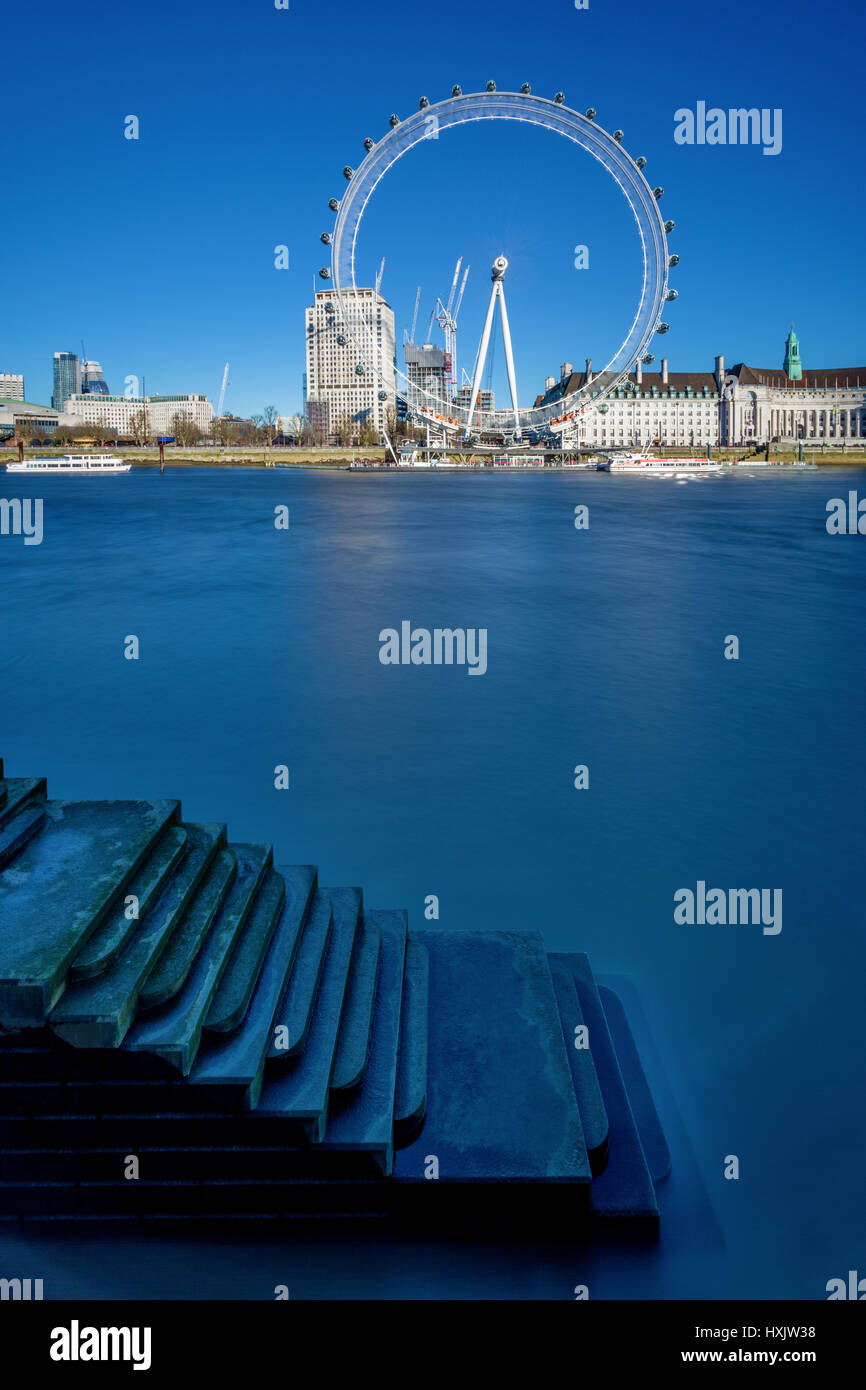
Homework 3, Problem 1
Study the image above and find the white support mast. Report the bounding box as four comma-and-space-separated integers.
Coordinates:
465, 257, 521, 440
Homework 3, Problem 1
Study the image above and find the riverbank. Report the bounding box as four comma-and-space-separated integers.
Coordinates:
3, 444, 865, 468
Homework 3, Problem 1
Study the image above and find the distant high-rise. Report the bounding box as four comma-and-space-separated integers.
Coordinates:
0, 372, 25, 401
82, 360, 109, 395
52, 352, 81, 411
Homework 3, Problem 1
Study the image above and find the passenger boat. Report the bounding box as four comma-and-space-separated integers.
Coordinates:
6, 453, 131, 474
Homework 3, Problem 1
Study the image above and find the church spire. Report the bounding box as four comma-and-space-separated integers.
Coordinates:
783, 325, 803, 380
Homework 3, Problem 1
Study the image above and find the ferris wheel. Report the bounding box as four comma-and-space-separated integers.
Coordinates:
319, 83, 678, 445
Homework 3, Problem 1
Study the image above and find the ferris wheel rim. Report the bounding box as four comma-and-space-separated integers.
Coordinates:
325, 90, 672, 436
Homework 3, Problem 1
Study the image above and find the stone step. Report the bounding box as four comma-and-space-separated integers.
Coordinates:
202, 847, 278, 1034
0, 804, 46, 871
330, 916, 381, 1092
255, 888, 360, 1141
0, 777, 47, 831
69, 826, 188, 981
560, 953, 658, 1224
393, 932, 591, 1196
121, 853, 268, 1075
393, 936, 429, 1145
263, 891, 332, 1059
548, 954, 609, 1172
49, 824, 226, 1049
320, 910, 407, 1177
0, 798, 179, 1028
597, 983, 670, 1185
187, 867, 317, 1109
137, 832, 232, 1010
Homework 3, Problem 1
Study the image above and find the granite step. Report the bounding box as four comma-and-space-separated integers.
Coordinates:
264, 891, 332, 1059
598, 983, 671, 1184
0, 798, 179, 1028
202, 847, 278, 1034
330, 916, 381, 1092
393, 932, 591, 1203
393, 936, 429, 1146
254, 888, 360, 1140
0, 804, 46, 871
138, 832, 232, 1010
69, 826, 188, 981
320, 910, 407, 1176
548, 954, 609, 1173
121, 852, 263, 1074
188, 866, 316, 1108
49, 824, 226, 1049
560, 953, 658, 1224
0, 777, 47, 831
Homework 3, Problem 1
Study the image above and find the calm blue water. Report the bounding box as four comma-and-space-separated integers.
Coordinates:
1, 464, 864, 1299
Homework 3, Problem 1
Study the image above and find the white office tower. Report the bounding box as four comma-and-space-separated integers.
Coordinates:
305, 289, 396, 441
0, 373, 25, 401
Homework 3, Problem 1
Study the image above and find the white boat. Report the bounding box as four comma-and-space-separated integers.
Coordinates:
6, 453, 131, 474
606, 452, 722, 474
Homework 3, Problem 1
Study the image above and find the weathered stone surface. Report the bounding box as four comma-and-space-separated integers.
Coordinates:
393, 936, 429, 1144
330, 915, 380, 1092
138, 832, 231, 1010
394, 932, 591, 1188
188, 867, 316, 1107
563, 954, 658, 1222
0, 778, 47, 830
548, 954, 609, 1167
0, 804, 46, 871
321, 910, 407, 1176
0, 799, 179, 1028
202, 848, 282, 1034
264, 891, 331, 1058
49, 824, 224, 1048
69, 826, 188, 981
122, 856, 280, 1076
255, 888, 360, 1140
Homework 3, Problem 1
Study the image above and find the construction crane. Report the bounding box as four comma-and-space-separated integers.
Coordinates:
435, 258, 470, 403
375, 257, 386, 294
216, 363, 229, 419
408, 286, 421, 344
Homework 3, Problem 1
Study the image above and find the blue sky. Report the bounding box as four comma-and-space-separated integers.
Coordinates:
3, 0, 864, 417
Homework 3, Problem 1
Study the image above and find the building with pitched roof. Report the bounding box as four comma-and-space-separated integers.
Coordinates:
534, 333, 866, 448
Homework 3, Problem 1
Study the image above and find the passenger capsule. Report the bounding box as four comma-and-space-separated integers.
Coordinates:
343, 166, 354, 180
363, 138, 374, 152
653, 186, 664, 199
668, 254, 680, 267
664, 220, 676, 232
613, 129, 624, 142
585, 107, 595, 119
389, 114, 400, 128
635, 155, 647, 169
328, 198, 339, 211
320, 232, 332, 245
319, 268, 331, 280
452, 85, 462, 97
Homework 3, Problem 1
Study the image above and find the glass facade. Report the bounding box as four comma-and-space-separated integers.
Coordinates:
52, 352, 81, 411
